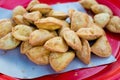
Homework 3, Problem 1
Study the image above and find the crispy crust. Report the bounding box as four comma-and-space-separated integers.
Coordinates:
0, 33, 21, 50
49, 51, 75, 72
106, 16, 120, 33
76, 39, 91, 64
0, 19, 13, 38
20, 40, 33, 54
30, 4, 52, 14
44, 37, 68, 53
12, 6, 27, 17
26, 46, 50, 65
91, 36, 112, 57
34, 17, 63, 30
29, 29, 57, 46
26, 0, 40, 11
94, 13, 110, 28
71, 11, 89, 31
76, 23, 104, 40
79, 0, 98, 9
62, 29, 82, 51
12, 24, 34, 41
23, 11, 42, 23
91, 4, 113, 16
46, 10, 68, 20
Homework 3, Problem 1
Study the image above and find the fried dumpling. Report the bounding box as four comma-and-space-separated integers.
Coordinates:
106, 16, 120, 33
76, 23, 104, 40
91, 36, 112, 57
76, 39, 91, 64
34, 17, 63, 30
26, 0, 40, 11
30, 4, 52, 14
94, 13, 110, 28
0, 19, 13, 38
12, 6, 27, 17
91, 4, 113, 16
44, 37, 68, 52
79, 0, 98, 9
12, 24, 34, 41
46, 10, 68, 20
49, 51, 75, 72
0, 33, 20, 50
20, 40, 33, 54
23, 11, 42, 23
70, 10, 89, 31
29, 29, 57, 46
26, 46, 50, 65
13, 15, 30, 25
62, 29, 82, 51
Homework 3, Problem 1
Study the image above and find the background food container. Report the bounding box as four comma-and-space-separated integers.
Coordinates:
0, 0, 120, 80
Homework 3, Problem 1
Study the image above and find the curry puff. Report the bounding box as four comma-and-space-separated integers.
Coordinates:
49, 51, 75, 72
62, 28, 82, 51
76, 23, 104, 40
29, 29, 57, 46
91, 36, 112, 57
23, 11, 42, 23
26, 46, 50, 65
0, 33, 20, 50
44, 37, 68, 53
46, 10, 68, 20
30, 3, 52, 14
26, 0, 40, 11
13, 15, 30, 25
34, 17, 63, 30
70, 10, 89, 31
91, 4, 113, 16
0, 19, 13, 38
76, 39, 91, 64
12, 6, 27, 17
12, 24, 34, 41
79, 0, 98, 9
94, 13, 110, 28
20, 40, 33, 54
106, 16, 120, 33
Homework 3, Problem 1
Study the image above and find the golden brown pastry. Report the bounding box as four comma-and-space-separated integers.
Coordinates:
49, 51, 75, 72
58, 21, 70, 36
12, 24, 34, 41
44, 37, 68, 53
76, 39, 91, 64
26, 46, 50, 65
13, 15, 30, 25
76, 23, 104, 40
62, 29, 82, 51
0, 33, 21, 50
79, 0, 98, 9
91, 4, 113, 16
0, 19, 13, 38
70, 10, 89, 31
29, 29, 57, 46
94, 13, 110, 28
12, 6, 27, 17
26, 0, 40, 11
106, 16, 120, 33
91, 36, 112, 57
23, 11, 42, 23
30, 4, 52, 14
20, 40, 33, 54
34, 17, 63, 30
46, 10, 68, 20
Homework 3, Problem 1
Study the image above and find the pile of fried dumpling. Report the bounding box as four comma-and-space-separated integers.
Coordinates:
0, 0, 119, 72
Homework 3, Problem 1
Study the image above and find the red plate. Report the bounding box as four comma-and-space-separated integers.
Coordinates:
0, 0, 120, 80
